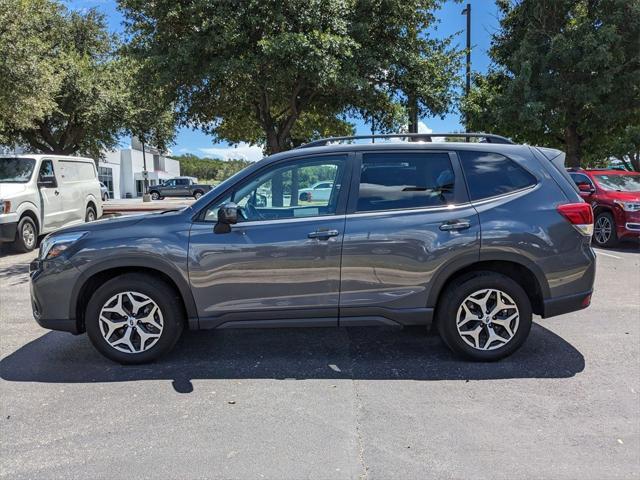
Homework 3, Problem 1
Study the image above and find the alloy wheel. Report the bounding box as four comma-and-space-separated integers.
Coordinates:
22, 223, 35, 249
456, 288, 519, 351
98, 291, 164, 354
594, 216, 612, 244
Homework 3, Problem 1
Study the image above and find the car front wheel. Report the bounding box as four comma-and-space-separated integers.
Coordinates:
593, 211, 618, 247
437, 272, 532, 361
12, 216, 38, 252
193, 190, 203, 199
85, 273, 184, 364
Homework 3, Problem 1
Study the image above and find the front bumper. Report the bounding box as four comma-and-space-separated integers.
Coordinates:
0, 221, 17, 243
30, 258, 82, 334
618, 210, 640, 239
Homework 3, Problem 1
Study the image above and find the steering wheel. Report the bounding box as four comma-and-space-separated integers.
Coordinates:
241, 202, 264, 221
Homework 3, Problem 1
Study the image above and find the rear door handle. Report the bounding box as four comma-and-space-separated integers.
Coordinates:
308, 229, 339, 240
439, 221, 471, 231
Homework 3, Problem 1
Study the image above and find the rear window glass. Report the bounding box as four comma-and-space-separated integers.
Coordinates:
356, 152, 455, 212
459, 151, 536, 200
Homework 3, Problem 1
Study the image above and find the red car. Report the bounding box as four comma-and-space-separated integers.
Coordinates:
569, 169, 640, 247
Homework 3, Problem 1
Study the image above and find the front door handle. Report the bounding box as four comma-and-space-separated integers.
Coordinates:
439, 220, 471, 231
308, 229, 339, 240
54, 190, 60, 196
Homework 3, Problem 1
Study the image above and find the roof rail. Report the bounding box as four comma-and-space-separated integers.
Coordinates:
298, 132, 515, 148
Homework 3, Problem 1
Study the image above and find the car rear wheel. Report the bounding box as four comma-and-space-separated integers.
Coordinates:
593, 211, 618, 247
85, 273, 184, 364
85, 206, 96, 222
436, 272, 532, 361
12, 216, 38, 252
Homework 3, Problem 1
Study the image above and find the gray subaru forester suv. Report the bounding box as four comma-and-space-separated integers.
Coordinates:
29, 133, 596, 364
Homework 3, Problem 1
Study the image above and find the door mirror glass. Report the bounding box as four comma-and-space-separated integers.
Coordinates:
38, 175, 57, 188
577, 182, 594, 193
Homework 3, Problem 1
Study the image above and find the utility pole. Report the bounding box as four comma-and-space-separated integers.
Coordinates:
141, 139, 151, 202
462, 3, 471, 134
407, 21, 418, 135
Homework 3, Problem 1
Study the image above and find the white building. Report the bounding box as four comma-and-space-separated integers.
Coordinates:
99, 140, 180, 199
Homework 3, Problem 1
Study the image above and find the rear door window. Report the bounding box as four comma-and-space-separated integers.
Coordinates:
458, 151, 536, 201
356, 152, 455, 212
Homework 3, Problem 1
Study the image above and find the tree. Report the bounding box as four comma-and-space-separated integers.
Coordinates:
0, 0, 62, 144
0, 3, 127, 158
120, 0, 461, 154
462, 0, 640, 168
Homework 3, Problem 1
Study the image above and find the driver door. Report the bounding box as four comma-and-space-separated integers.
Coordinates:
188, 154, 351, 328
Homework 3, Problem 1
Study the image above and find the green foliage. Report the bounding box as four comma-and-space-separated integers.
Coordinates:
462, 0, 640, 168
0, 0, 176, 160
172, 154, 252, 182
120, 0, 461, 154
0, 0, 62, 143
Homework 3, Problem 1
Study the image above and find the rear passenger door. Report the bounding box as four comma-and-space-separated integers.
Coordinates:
339, 150, 480, 325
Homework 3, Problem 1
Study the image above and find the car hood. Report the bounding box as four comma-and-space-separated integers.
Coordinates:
0, 183, 28, 198
605, 191, 640, 201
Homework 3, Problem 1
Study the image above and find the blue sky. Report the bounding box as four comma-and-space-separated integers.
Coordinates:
65, 0, 501, 160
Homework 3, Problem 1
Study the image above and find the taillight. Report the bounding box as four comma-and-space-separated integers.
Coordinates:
557, 203, 594, 236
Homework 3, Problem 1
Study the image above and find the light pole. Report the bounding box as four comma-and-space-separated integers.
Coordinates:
141, 139, 151, 202
462, 3, 471, 134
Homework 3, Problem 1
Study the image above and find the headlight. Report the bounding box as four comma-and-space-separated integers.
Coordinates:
614, 200, 640, 212
40, 231, 88, 260
1, 199, 10, 214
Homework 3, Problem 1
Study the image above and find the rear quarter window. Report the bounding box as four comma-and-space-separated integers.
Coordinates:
59, 161, 96, 182
458, 151, 537, 201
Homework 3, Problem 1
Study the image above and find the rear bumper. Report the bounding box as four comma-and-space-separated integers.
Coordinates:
0, 221, 17, 242
542, 290, 593, 318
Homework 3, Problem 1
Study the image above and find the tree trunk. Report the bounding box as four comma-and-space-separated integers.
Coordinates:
630, 152, 640, 172
564, 124, 582, 168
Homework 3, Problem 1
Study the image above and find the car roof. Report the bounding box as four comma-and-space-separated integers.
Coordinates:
580, 169, 639, 175
0, 153, 95, 162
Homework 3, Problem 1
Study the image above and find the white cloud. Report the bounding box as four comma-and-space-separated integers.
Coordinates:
199, 142, 264, 162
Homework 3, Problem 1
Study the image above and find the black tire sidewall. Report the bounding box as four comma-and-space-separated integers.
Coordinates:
437, 273, 533, 361
13, 216, 38, 252
193, 191, 203, 199
85, 274, 184, 364
150, 192, 159, 200
594, 211, 618, 247
85, 206, 96, 222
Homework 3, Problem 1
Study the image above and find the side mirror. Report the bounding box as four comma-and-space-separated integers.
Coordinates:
577, 183, 594, 194
214, 202, 238, 234
38, 176, 57, 188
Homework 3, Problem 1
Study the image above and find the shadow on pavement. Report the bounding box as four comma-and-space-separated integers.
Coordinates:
1, 324, 584, 393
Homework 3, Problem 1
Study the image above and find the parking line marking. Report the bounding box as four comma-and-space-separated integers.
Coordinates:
596, 251, 622, 259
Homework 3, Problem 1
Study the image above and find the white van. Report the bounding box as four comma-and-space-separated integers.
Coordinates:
0, 154, 103, 252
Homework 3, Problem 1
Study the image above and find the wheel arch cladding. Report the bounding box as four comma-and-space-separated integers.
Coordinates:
429, 260, 546, 317
72, 263, 196, 333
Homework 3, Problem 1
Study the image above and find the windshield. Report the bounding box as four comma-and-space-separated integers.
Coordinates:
0, 157, 36, 183
594, 174, 640, 192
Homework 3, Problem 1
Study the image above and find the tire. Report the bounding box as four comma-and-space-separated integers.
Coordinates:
102, 193, 108, 202
299, 192, 310, 202
85, 273, 184, 364
85, 205, 96, 222
193, 190, 203, 200
12, 216, 38, 253
593, 211, 618, 247
150, 191, 161, 200
436, 272, 532, 361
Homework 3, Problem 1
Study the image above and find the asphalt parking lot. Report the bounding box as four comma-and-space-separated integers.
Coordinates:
1, 243, 639, 480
